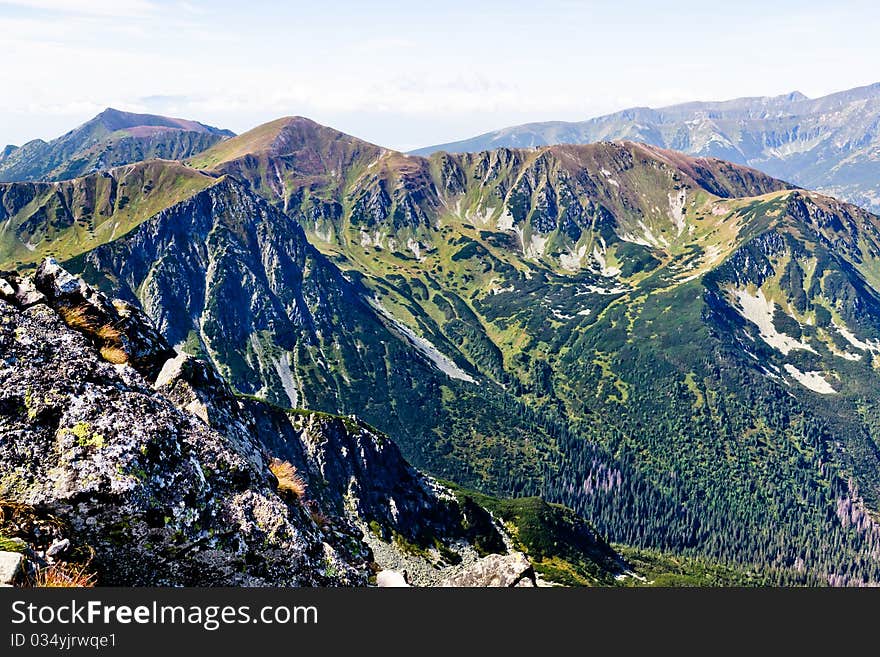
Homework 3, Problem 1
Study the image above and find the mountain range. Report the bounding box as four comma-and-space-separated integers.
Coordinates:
413, 82, 880, 214
3, 104, 880, 585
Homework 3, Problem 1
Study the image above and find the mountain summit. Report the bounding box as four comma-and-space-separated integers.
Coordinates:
0, 108, 234, 183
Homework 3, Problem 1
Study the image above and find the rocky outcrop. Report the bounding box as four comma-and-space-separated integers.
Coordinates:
33, 258, 176, 379
0, 261, 525, 586
0, 292, 365, 585
440, 552, 536, 587
149, 347, 511, 579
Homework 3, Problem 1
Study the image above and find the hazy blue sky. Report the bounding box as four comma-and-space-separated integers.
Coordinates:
2, 0, 879, 150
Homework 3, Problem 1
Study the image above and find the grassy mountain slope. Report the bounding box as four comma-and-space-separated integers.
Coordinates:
66, 177, 578, 502
0, 160, 220, 268
188, 116, 387, 214
0, 108, 232, 183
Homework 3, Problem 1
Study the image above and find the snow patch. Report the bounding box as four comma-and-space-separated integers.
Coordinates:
783, 364, 837, 394
370, 300, 476, 383
559, 243, 588, 271
497, 209, 515, 231
732, 288, 816, 355
618, 231, 655, 248
703, 244, 723, 266
835, 322, 880, 353
407, 238, 424, 261
514, 227, 548, 259
600, 168, 620, 187
490, 283, 515, 295
273, 352, 300, 408
551, 308, 575, 320
581, 284, 628, 295
313, 224, 333, 242
635, 220, 669, 248
591, 238, 621, 277
527, 233, 549, 258
827, 343, 861, 361
467, 205, 495, 226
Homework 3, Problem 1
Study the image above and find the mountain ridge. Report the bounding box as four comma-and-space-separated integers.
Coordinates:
0, 258, 649, 587
0, 159, 222, 269
0, 108, 234, 184
411, 82, 880, 213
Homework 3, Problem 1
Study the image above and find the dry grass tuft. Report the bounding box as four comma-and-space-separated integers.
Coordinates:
32, 562, 97, 588
0, 500, 65, 536
58, 304, 128, 364
57, 304, 97, 332
99, 345, 129, 364
269, 458, 307, 499
96, 323, 123, 343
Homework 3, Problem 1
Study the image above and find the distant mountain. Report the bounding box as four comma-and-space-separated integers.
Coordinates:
187, 115, 388, 212
0, 108, 233, 183
412, 83, 880, 213
0, 144, 17, 163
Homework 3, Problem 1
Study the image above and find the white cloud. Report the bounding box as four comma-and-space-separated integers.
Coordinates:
0, 0, 157, 17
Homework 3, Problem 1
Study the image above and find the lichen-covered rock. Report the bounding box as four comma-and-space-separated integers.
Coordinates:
33, 258, 175, 380
0, 270, 45, 308
0, 551, 23, 585
0, 295, 363, 586
152, 342, 511, 574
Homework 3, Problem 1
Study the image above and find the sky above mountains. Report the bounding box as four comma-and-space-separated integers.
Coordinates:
2, 0, 879, 151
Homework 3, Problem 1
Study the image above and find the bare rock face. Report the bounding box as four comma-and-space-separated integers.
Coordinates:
440, 553, 536, 587
0, 269, 45, 307
153, 347, 512, 574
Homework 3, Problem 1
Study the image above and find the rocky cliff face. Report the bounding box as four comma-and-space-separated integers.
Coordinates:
0, 261, 537, 586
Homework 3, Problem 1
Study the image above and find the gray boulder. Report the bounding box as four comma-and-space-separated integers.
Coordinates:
0, 551, 23, 586
441, 552, 536, 587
